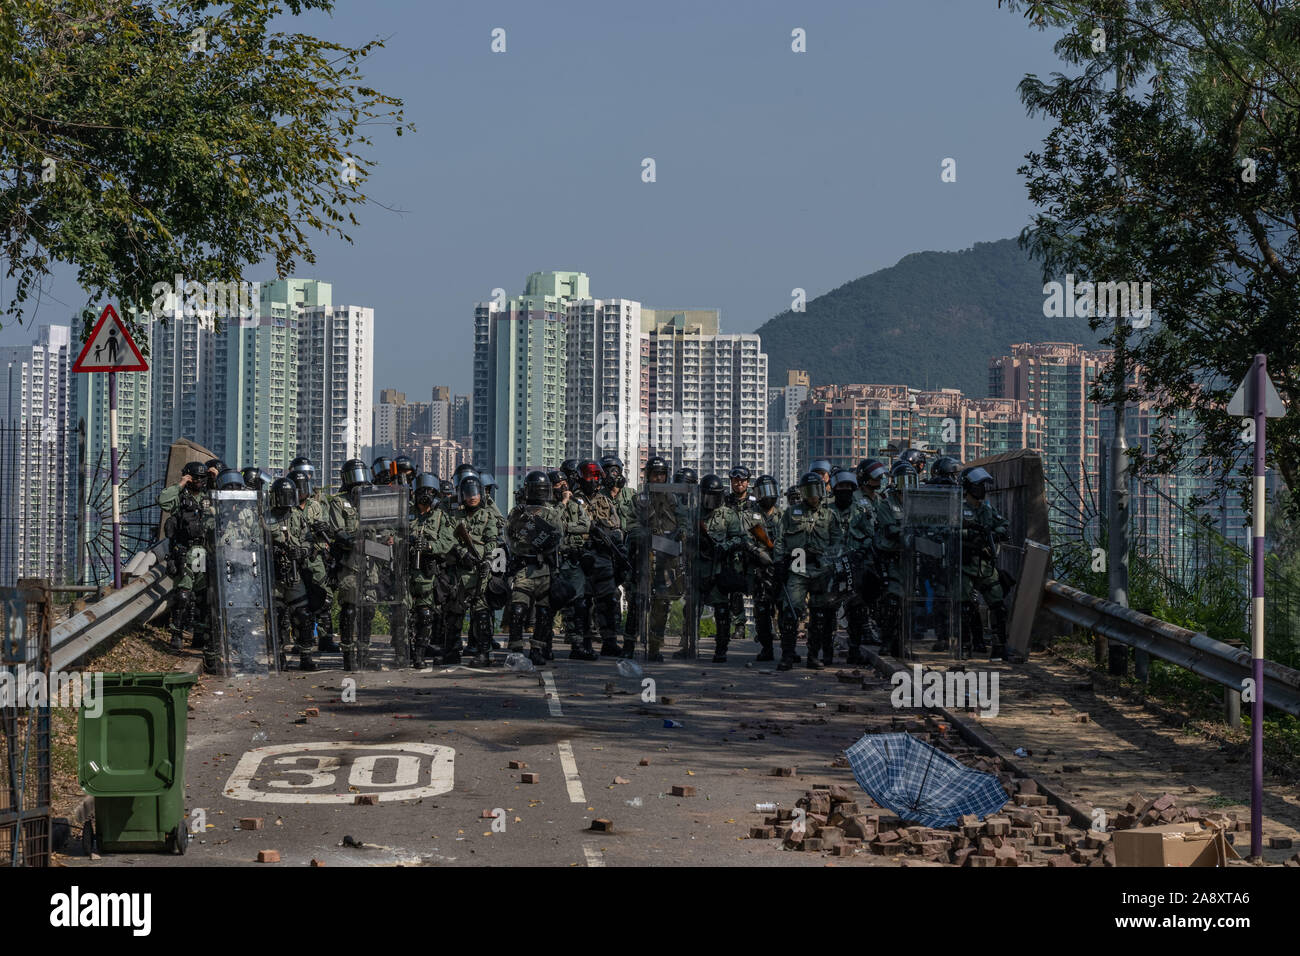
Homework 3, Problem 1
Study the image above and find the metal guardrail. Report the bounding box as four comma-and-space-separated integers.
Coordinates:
1041, 579, 1300, 716
48, 541, 174, 673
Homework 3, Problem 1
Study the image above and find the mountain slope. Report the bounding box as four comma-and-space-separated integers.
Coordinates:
758, 238, 1099, 396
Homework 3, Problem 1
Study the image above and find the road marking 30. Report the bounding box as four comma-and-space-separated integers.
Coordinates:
224, 742, 455, 804
557, 739, 585, 803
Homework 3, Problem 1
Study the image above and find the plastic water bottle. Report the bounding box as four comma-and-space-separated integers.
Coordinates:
616, 659, 643, 680
663, 719, 683, 728
755, 802, 778, 813
504, 652, 535, 672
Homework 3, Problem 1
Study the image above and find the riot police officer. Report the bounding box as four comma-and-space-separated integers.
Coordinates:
409, 472, 455, 668
371, 456, 396, 486
505, 471, 564, 666
289, 457, 335, 653
773, 471, 843, 671
266, 477, 325, 671
158, 460, 214, 657
554, 468, 600, 661
446, 473, 504, 667
698, 475, 746, 663
927, 456, 961, 487
577, 460, 631, 657
874, 460, 915, 656
329, 459, 368, 670
960, 467, 1011, 658
394, 455, 416, 487
828, 470, 876, 666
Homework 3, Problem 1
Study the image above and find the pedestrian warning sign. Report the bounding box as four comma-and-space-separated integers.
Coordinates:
72, 305, 148, 372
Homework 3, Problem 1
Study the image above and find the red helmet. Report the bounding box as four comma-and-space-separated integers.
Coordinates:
577, 459, 605, 495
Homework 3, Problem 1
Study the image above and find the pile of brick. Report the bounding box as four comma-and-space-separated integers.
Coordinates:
1107, 790, 1299, 863
751, 777, 1092, 866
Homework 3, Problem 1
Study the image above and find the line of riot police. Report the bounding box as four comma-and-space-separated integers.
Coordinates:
156, 446, 1011, 676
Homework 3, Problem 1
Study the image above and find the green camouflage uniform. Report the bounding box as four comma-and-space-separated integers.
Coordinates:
961, 497, 1011, 651
556, 494, 593, 643
773, 498, 842, 662
158, 482, 215, 655
445, 501, 504, 658
409, 501, 456, 664
505, 502, 563, 653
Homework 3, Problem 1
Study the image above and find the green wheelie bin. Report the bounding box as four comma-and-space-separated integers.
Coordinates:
78, 672, 198, 854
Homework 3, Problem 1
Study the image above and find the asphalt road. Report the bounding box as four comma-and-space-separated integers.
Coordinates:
79, 635, 897, 867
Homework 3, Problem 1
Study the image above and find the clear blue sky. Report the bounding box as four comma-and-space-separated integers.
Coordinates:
6, 0, 1067, 398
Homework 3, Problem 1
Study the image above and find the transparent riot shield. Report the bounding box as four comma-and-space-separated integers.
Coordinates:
349, 485, 410, 612
212, 489, 279, 675
633, 482, 700, 661
900, 486, 963, 659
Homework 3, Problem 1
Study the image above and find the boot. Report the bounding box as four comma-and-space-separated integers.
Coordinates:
756, 641, 774, 662
777, 614, 798, 671
342, 646, 356, 671
569, 634, 598, 661
170, 629, 185, 651
317, 627, 339, 654
712, 608, 730, 663
599, 636, 621, 657
846, 642, 866, 666
300, 651, 318, 672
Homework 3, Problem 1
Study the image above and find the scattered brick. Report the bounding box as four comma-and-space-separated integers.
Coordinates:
670, 785, 696, 797
354, 795, 377, 806
521, 772, 540, 784
590, 819, 614, 833
310, 858, 325, 867
303, 707, 319, 717
638, 758, 651, 766
257, 850, 280, 863
239, 817, 264, 831
770, 766, 796, 777
750, 826, 774, 839
509, 760, 527, 770
1269, 837, 1294, 849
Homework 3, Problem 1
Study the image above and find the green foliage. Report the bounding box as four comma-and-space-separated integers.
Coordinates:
0, 0, 410, 334
1005, 0, 1300, 495
756, 238, 1101, 397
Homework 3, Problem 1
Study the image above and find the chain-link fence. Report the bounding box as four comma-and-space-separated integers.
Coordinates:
1, 579, 52, 867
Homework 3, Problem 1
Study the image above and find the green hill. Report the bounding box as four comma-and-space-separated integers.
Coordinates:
757, 238, 1100, 396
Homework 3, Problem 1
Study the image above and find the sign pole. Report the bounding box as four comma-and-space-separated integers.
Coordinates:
1250, 354, 1266, 860
109, 369, 121, 590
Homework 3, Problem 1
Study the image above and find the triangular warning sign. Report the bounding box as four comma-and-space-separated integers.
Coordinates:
72, 305, 148, 373
1227, 356, 1287, 418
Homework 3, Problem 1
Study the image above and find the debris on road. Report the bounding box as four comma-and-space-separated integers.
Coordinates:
256, 849, 280, 863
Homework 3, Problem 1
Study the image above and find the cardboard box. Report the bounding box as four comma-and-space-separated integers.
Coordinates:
1114, 824, 1241, 867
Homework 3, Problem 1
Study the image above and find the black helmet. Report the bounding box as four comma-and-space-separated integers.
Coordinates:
560, 459, 580, 486
524, 470, 551, 504
961, 466, 995, 499
214, 468, 245, 491
479, 472, 498, 500
798, 471, 825, 507
890, 460, 918, 490
393, 456, 415, 485
753, 474, 779, 506
414, 472, 439, 507
288, 459, 315, 499
700, 474, 726, 512
439, 478, 454, 498
728, 465, 752, 481
241, 466, 272, 490
857, 458, 887, 486
577, 459, 604, 497
785, 485, 800, 506
673, 467, 698, 485
182, 461, 209, 488
599, 456, 625, 489
899, 447, 926, 470
340, 458, 370, 491
548, 470, 567, 501
458, 474, 485, 507
204, 458, 226, 474
452, 463, 479, 490
930, 456, 962, 484
645, 456, 669, 483
371, 456, 395, 484
269, 476, 299, 510
832, 469, 858, 490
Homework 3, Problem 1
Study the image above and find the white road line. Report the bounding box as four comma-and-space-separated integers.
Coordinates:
583, 843, 605, 867
541, 671, 563, 717
557, 739, 586, 803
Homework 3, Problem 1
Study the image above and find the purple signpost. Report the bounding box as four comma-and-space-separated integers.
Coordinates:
1229, 352, 1286, 860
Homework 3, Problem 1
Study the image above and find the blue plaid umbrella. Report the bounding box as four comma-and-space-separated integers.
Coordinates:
845, 732, 1009, 828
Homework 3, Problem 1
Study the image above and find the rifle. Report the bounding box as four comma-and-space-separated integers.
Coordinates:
589, 520, 631, 575
455, 521, 484, 565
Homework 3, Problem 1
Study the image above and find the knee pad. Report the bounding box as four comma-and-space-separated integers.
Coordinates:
509, 603, 529, 628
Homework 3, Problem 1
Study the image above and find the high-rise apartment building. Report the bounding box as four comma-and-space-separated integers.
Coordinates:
220, 314, 300, 472
565, 298, 641, 472
0, 326, 77, 585
473, 272, 586, 503
641, 309, 767, 478
766, 370, 810, 490
298, 304, 374, 491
